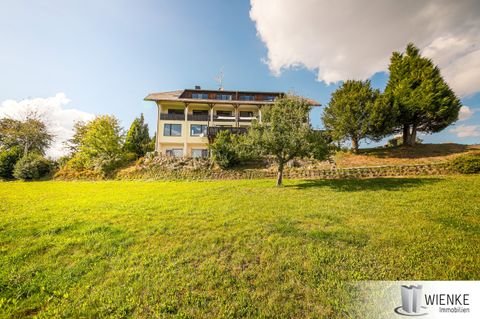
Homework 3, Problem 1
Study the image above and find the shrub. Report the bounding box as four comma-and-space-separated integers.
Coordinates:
54, 167, 104, 180
0, 146, 22, 179
450, 153, 480, 174
209, 131, 241, 169
13, 153, 53, 180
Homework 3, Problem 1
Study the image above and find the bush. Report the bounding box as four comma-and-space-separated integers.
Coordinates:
209, 131, 241, 169
54, 167, 104, 180
13, 153, 53, 180
0, 147, 22, 179
450, 153, 480, 174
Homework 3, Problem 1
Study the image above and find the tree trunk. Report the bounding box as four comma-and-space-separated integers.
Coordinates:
351, 137, 359, 153
410, 123, 417, 146
277, 161, 284, 187
402, 124, 410, 146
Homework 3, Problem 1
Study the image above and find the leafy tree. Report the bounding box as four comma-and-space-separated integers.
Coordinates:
322, 80, 394, 153
0, 146, 22, 179
65, 121, 88, 154
124, 113, 152, 158
13, 153, 52, 180
384, 43, 461, 145
249, 95, 329, 186
68, 115, 125, 175
0, 115, 53, 155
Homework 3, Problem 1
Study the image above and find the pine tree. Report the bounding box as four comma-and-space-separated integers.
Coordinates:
384, 43, 461, 145
124, 114, 151, 158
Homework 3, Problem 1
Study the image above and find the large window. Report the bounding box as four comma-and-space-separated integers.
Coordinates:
164, 123, 182, 136
168, 109, 184, 115
216, 94, 232, 100
240, 95, 254, 101
191, 149, 208, 158
192, 110, 208, 116
264, 96, 275, 101
190, 124, 207, 136
192, 93, 209, 99
240, 111, 254, 117
216, 110, 233, 117
166, 149, 183, 157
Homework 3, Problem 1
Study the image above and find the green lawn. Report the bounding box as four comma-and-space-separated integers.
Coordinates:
1, 176, 479, 318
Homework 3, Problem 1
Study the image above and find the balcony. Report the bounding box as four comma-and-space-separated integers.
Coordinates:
239, 116, 257, 122
213, 115, 236, 122
187, 114, 209, 121
207, 126, 248, 139
160, 113, 185, 121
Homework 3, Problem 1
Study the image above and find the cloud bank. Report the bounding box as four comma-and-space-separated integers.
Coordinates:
250, 0, 480, 97
458, 106, 474, 121
0, 93, 95, 158
450, 125, 480, 138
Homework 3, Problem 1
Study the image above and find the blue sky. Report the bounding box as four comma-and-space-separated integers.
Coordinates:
0, 0, 479, 155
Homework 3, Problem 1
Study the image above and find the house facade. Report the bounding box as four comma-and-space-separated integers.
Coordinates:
145, 87, 318, 158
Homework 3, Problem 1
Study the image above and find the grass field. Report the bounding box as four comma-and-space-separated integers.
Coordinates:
1, 176, 479, 318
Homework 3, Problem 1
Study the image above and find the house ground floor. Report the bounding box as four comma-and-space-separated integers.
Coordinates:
158, 142, 209, 158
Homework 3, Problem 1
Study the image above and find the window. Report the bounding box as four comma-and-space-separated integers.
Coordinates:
166, 149, 183, 157
190, 124, 207, 136
192, 110, 208, 116
168, 109, 184, 115
264, 96, 275, 101
164, 124, 182, 136
192, 93, 209, 99
216, 94, 232, 100
240, 95, 254, 101
192, 149, 209, 158
240, 111, 254, 117
216, 110, 233, 117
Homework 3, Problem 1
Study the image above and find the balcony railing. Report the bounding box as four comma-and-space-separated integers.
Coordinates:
213, 115, 236, 122
187, 114, 209, 121
207, 127, 248, 138
160, 113, 258, 122
160, 113, 185, 121
239, 116, 257, 122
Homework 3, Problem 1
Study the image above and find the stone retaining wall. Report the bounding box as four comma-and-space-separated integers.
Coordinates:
116, 163, 452, 180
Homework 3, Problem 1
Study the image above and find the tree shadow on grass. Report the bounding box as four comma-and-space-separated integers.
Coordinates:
288, 177, 443, 192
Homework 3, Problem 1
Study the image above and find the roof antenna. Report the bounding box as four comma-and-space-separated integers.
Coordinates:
214, 68, 224, 91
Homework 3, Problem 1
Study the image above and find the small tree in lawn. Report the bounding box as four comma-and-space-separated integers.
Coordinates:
249, 95, 329, 186
322, 80, 394, 153
384, 43, 461, 145
124, 113, 152, 158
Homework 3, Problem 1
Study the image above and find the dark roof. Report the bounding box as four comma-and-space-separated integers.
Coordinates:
144, 89, 321, 106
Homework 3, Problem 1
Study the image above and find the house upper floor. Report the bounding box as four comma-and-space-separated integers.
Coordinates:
145, 86, 320, 124
145, 86, 320, 107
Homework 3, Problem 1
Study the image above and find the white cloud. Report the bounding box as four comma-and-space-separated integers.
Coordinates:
458, 106, 474, 121
250, 0, 480, 96
449, 125, 480, 138
0, 93, 95, 158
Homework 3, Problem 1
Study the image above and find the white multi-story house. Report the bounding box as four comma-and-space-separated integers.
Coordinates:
145, 87, 318, 158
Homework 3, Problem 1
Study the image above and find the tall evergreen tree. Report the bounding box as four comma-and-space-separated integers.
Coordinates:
384, 43, 461, 145
124, 113, 151, 158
